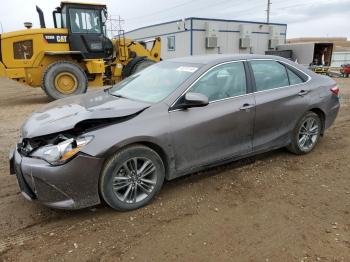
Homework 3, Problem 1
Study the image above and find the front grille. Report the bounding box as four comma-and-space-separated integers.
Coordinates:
17, 138, 41, 156
17, 141, 32, 156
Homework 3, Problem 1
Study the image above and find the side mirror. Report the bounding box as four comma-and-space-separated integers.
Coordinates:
174, 92, 209, 110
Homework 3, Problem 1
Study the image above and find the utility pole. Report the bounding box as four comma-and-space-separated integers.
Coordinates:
0, 21, 3, 33
266, 0, 271, 24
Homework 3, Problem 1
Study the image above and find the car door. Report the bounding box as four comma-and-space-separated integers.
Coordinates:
248, 59, 311, 152
169, 61, 255, 173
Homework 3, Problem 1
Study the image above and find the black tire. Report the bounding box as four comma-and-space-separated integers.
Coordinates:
100, 145, 165, 211
130, 59, 156, 75
287, 112, 322, 155
42, 61, 88, 100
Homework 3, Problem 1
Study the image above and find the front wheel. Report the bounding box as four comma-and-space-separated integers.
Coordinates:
100, 145, 165, 211
42, 61, 88, 100
287, 112, 322, 155
130, 59, 156, 75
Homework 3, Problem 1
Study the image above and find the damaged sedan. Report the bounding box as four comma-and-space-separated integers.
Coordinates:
10, 54, 340, 211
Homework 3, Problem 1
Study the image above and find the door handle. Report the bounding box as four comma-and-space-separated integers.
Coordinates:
298, 90, 309, 96
239, 103, 255, 111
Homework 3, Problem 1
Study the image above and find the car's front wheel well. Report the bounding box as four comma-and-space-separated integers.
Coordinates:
103, 141, 170, 180
138, 142, 170, 179
309, 108, 326, 135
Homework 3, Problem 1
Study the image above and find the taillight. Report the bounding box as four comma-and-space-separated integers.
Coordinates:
330, 86, 339, 96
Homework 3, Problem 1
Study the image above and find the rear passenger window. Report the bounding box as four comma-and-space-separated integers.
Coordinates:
250, 60, 289, 91
287, 68, 304, 85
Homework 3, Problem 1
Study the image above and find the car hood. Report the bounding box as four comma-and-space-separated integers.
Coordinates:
21, 90, 150, 138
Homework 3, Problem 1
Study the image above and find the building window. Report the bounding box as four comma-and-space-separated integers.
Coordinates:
13, 40, 33, 60
167, 36, 175, 51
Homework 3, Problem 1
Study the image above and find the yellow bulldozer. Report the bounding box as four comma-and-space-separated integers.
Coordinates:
0, 1, 161, 100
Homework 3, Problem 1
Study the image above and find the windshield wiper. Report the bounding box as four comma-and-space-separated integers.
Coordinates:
106, 89, 127, 99
112, 94, 126, 98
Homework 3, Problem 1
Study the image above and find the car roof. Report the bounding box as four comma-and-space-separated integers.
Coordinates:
168, 54, 283, 65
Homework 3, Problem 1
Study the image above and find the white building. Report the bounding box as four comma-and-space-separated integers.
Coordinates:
331, 52, 350, 67
123, 17, 287, 59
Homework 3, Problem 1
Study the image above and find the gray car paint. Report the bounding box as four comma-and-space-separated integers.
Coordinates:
21, 89, 150, 138
12, 54, 340, 209
13, 148, 103, 209
169, 93, 256, 172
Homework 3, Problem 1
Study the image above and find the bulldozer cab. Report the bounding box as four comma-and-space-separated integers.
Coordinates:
53, 2, 112, 59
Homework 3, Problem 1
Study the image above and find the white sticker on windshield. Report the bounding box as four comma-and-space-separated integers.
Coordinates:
176, 66, 198, 73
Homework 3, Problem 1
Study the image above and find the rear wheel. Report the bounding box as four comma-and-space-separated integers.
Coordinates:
42, 61, 88, 100
287, 112, 322, 155
130, 59, 156, 75
100, 145, 165, 211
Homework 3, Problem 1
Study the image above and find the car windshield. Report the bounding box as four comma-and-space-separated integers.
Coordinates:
109, 61, 202, 103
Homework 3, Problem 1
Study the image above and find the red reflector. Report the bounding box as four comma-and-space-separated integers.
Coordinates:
330, 86, 339, 96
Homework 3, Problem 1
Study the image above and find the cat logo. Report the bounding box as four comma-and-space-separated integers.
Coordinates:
44, 34, 68, 44
56, 35, 68, 43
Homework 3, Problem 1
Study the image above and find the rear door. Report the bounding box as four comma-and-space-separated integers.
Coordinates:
169, 61, 255, 172
248, 59, 311, 152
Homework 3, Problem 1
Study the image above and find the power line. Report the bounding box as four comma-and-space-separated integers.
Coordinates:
270, 0, 318, 11
124, 0, 321, 31
126, 0, 203, 21
190, 0, 238, 14
126, 0, 239, 26
239, 0, 317, 23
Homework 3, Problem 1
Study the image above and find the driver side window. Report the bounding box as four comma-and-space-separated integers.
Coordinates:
189, 62, 247, 102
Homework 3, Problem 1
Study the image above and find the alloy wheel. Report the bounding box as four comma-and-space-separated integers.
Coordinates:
298, 117, 320, 151
112, 157, 157, 204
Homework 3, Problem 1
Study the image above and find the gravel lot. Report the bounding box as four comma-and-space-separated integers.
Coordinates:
0, 77, 349, 262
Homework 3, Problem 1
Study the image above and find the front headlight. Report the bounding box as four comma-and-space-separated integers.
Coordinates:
31, 136, 93, 165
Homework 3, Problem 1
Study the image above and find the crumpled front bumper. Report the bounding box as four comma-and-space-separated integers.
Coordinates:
9, 147, 104, 210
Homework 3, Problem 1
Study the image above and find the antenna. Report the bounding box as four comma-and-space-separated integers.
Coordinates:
266, 0, 271, 23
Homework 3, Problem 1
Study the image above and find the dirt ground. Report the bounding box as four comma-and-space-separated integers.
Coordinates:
0, 77, 349, 262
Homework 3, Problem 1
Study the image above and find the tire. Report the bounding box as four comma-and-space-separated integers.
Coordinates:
100, 145, 165, 211
130, 59, 156, 75
42, 61, 88, 100
287, 112, 322, 155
